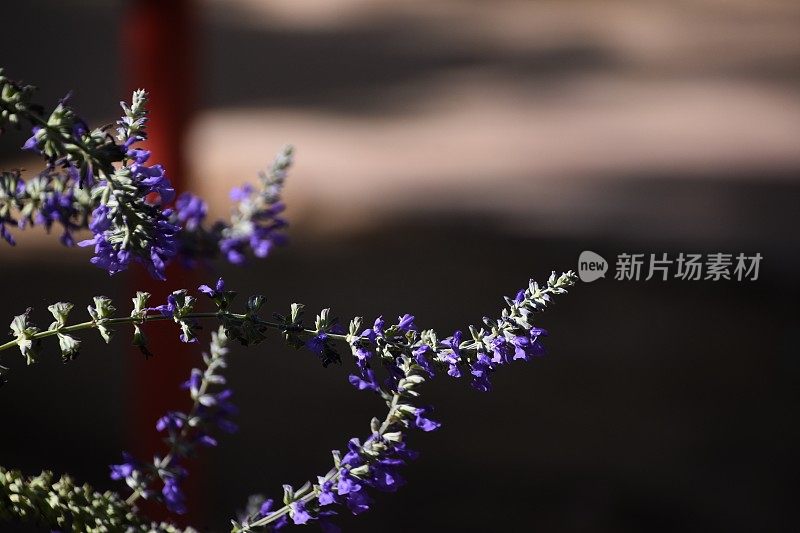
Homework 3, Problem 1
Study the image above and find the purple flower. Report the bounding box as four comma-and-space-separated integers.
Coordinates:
396, 313, 416, 332
175, 192, 207, 231
196, 434, 218, 447
508, 327, 548, 361
290, 501, 311, 525
447, 365, 461, 378
348, 369, 380, 392
131, 162, 175, 204
109, 452, 138, 480
341, 438, 364, 468
372, 316, 385, 337
182, 368, 203, 395
318, 478, 336, 506
441, 331, 463, 377
143, 215, 180, 280
255, 499, 290, 529
218, 220, 286, 264
352, 342, 374, 368
344, 489, 371, 515
367, 467, 402, 492
441, 331, 462, 360
0, 222, 15, 246
127, 148, 150, 164
197, 388, 231, 407
412, 408, 441, 432
218, 168, 289, 266
469, 353, 493, 392
412, 344, 436, 377
198, 277, 225, 298
152, 293, 179, 318
79, 204, 179, 280
530, 326, 548, 338
33, 189, 79, 247
21, 126, 42, 152
489, 335, 514, 365
81, 236, 129, 275
258, 498, 275, 517
219, 238, 246, 265
306, 333, 328, 355
390, 441, 419, 462
229, 184, 254, 202
205, 388, 239, 435
156, 411, 185, 433
509, 335, 532, 361
162, 476, 187, 514
88, 205, 111, 234
337, 471, 362, 495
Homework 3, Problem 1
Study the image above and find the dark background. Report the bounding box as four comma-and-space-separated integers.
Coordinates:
1, 1, 799, 532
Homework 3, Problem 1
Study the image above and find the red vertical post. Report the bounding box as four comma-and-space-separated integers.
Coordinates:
123, 0, 199, 523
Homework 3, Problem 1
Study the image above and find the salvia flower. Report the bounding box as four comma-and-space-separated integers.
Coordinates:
0, 187, 576, 531
0, 169, 92, 249
3, 69, 296, 278
162, 475, 187, 515
173, 145, 294, 269
236, 272, 577, 531
109, 327, 235, 515
175, 192, 208, 231
215, 146, 292, 264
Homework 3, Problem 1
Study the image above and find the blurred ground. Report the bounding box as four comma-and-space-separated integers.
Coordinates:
1, 0, 799, 531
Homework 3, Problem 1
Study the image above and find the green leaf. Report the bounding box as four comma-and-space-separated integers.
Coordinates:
132, 324, 153, 358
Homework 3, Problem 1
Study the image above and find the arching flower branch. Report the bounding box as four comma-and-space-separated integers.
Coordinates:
0, 68, 291, 278
0, 67, 579, 532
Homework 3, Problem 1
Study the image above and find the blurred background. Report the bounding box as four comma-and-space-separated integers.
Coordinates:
1, 0, 799, 531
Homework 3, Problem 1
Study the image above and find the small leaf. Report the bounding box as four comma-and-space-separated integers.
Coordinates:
246, 295, 265, 315
131, 292, 151, 318
132, 324, 153, 358
47, 302, 73, 328
282, 484, 294, 505
57, 333, 80, 362
10, 309, 40, 364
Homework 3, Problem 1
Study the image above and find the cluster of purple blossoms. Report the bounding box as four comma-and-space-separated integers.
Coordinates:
239, 321, 440, 530
174, 192, 207, 231
0, 85, 179, 279
110, 326, 236, 515
340, 289, 549, 396
238, 272, 575, 531
1, 67, 581, 533
0, 79, 113, 249
0, 265, 574, 530
2, 70, 293, 279
79, 201, 180, 280
19, 92, 122, 188
219, 184, 287, 264
0, 169, 91, 247
174, 145, 292, 266
77, 90, 180, 280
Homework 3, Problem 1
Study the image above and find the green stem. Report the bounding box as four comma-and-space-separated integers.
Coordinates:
0, 311, 344, 355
